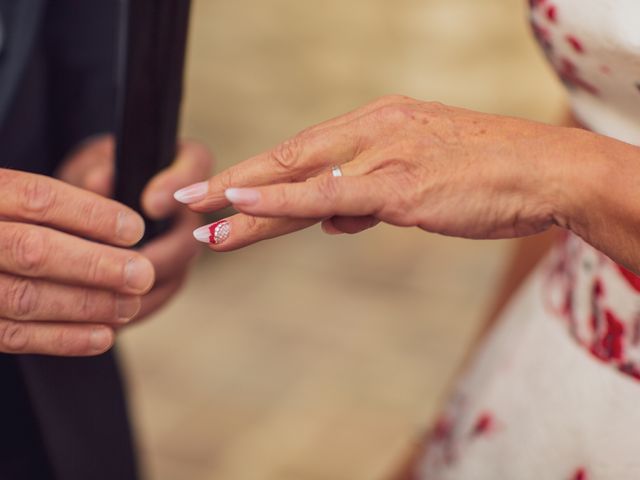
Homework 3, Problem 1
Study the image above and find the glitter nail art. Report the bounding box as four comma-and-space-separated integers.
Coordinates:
209, 220, 231, 245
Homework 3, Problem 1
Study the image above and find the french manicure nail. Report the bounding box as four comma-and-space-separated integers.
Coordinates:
125, 258, 155, 293
225, 188, 261, 206
116, 295, 141, 323
193, 220, 231, 245
174, 181, 209, 204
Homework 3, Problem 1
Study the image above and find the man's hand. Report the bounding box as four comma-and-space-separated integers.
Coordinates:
0, 167, 154, 356
57, 135, 213, 323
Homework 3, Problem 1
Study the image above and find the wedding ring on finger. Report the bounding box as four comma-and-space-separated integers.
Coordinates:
331, 165, 343, 177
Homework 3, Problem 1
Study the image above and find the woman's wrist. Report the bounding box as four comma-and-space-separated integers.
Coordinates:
550, 127, 640, 271
507, 123, 586, 238
541, 126, 598, 233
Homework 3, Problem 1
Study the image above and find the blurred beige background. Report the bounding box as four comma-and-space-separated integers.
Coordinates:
119, 0, 565, 479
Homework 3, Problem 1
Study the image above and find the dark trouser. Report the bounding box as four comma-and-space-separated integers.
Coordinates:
0, 351, 139, 480
0, 355, 55, 480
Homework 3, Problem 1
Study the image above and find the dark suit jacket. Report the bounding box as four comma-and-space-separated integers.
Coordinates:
0, 2, 139, 479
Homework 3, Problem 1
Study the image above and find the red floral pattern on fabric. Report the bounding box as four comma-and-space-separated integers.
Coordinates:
413, 394, 503, 474
572, 467, 588, 480
544, 233, 640, 382
409, 1, 640, 477
470, 412, 494, 437
529, 1, 600, 96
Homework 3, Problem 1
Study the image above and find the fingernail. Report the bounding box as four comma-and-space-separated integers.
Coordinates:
125, 257, 155, 293
174, 182, 209, 204
193, 220, 231, 245
321, 221, 343, 235
147, 191, 171, 216
90, 327, 112, 354
85, 166, 111, 192
225, 188, 260, 206
116, 295, 141, 323
116, 211, 145, 244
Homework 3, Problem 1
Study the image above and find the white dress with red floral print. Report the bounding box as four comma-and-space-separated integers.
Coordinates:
414, 1, 640, 479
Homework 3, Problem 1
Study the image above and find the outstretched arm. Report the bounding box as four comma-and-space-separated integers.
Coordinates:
175, 96, 640, 275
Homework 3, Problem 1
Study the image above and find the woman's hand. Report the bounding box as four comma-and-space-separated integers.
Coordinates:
175, 96, 577, 246
175, 95, 640, 276
58, 135, 213, 324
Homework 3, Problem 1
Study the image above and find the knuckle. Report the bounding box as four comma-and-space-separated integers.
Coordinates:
315, 176, 341, 203
296, 128, 314, 139
269, 136, 303, 172
82, 250, 105, 286
376, 104, 415, 125
379, 94, 414, 105
370, 157, 407, 174
19, 175, 57, 219
424, 100, 445, 110
76, 199, 100, 229
11, 227, 47, 274
7, 278, 38, 320
52, 328, 82, 356
218, 167, 237, 192
0, 320, 29, 353
270, 186, 289, 210
421, 101, 448, 118
243, 215, 263, 235
77, 289, 97, 320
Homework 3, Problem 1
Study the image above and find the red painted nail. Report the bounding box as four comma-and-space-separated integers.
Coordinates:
193, 220, 232, 245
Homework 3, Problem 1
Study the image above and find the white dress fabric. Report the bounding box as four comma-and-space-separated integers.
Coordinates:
415, 1, 640, 479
